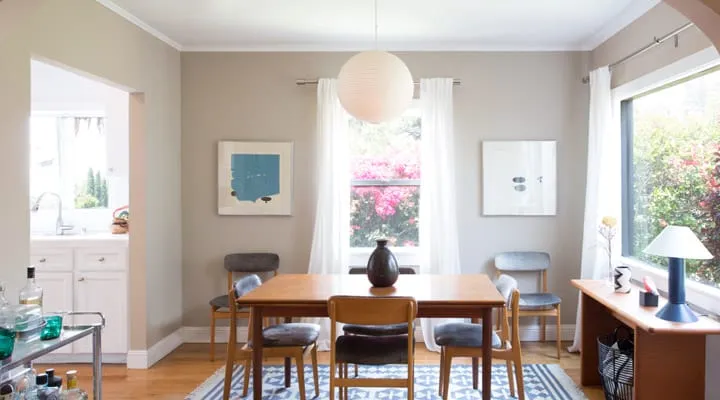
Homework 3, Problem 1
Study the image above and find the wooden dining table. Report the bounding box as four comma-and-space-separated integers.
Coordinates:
231, 273, 506, 400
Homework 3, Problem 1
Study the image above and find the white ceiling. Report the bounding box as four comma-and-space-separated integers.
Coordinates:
99, 0, 660, 52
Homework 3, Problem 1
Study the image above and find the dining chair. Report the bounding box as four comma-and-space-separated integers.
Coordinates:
494, 251, 562, 359
209, 253, 279, 360
434, 274, 525, 400
344, 267, 417, 376
222, 274, 320, 400
328, 295, 417, 400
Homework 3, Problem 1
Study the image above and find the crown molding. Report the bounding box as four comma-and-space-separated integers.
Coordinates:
181, 41, 586, 53
95, 0, 182, 51
578, 0, 661, 51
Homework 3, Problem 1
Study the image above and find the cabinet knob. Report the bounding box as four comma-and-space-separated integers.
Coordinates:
98, 257, 105, 262
38, 258, 46, 263
78, 277, 86, 282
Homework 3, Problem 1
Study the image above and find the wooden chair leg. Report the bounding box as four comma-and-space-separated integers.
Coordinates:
222, 324, 237, 400
505, 359, 515, 397
343, 363, 348, 399
354, 363, 358, 377
210, 309, 216, 361
295, 350, 306, 400
407, 356, 414, 400
311, 344, 319, 398
472, 357, 478, 390
514, 354, 525, 400
242, 359, 251, 397
442, 351, 452, 400
540, 315, 546, 342
337, 363, 343, 400
329, 361, 336, 400
556, 304, 562, 359
438, 347, 445, 397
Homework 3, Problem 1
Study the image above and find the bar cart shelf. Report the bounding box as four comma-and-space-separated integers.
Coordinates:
0, 311, 105, 399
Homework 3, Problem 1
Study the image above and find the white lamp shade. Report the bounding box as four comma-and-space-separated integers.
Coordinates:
337, 51, 414, 123
643, 225, 713, 260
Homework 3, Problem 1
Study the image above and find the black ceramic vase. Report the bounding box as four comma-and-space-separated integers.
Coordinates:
366, 239, 399, 287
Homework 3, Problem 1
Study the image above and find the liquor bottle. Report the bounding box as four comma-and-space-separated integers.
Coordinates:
46, 369, 63, 388
19, 266, 43, 309
61, 370, 88, 400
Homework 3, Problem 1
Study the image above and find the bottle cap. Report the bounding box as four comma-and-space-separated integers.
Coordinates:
27, 266, 36, 279
45, 368, 54, 378
36, 373, 48, 385
66, 370, 78, 390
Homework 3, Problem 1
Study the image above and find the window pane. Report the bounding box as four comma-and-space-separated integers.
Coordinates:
626, 68, 720, 288
350, 185, 419, 247
349, 108, 421, 248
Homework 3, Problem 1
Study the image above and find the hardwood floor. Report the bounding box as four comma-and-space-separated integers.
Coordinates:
35, 342, 604, 399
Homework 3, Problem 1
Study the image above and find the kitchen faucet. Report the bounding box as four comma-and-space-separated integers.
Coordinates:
31, 192, 74, 235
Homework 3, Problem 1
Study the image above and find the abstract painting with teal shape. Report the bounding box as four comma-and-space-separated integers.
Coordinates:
230, 154, 280, 202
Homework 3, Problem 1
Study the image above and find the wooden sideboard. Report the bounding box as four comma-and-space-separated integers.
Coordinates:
572, 279, 720, 400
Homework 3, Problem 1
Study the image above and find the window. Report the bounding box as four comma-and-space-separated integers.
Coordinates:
349, 104, 421, 251
30, 113, 109, 210
621, 67, 720, 289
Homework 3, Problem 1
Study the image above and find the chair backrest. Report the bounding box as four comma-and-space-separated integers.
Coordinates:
328, 296, 417, 327
494, 252, 550, 272
494, 274, 521, 348
348, 267, 416, 275
225, 253, 280, 273
233, 274, 262, 299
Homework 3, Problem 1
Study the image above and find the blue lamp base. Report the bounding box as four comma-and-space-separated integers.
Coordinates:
655, 257, 698, 323
655, 302, 698, 323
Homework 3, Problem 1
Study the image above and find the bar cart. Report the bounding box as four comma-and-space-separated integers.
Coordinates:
0, 312, 105, 399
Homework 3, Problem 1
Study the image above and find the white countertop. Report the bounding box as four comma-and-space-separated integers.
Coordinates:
31, 232, 129, 247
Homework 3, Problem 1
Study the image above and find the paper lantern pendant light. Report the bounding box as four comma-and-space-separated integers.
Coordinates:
337, 51, 414, 123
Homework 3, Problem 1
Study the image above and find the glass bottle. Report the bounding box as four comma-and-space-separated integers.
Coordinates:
19, 266, 43, 310
0, 282, 15, 360
60, 371, 87, 400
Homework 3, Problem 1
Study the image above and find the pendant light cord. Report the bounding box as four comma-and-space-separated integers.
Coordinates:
374, 0, 378, 50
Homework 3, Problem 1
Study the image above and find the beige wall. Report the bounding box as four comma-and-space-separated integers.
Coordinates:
181, 51, 590, 326
591, 2, 714, 88
0, 0, 182, 349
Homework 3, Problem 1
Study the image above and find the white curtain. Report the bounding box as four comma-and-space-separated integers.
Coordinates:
419, 78, 463, 352
569, 66, 621, 352
306, 78, 351, 350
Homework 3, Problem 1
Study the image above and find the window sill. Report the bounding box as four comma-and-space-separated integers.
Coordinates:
620, 256, 720, 317
349, 247, 420, 268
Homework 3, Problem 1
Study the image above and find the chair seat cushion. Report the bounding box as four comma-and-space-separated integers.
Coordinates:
259, 323, 320, 347
519, 293, 562, 311
342, 323, 412, 336
434, 322, 502, 349
209, 295, 249, 311
336, 334, 413, 365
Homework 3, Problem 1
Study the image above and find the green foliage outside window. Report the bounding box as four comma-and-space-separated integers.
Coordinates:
75, 167, 108, 209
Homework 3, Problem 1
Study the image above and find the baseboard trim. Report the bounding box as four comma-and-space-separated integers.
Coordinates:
35, 353, 126, 364
127, 328, 184, 369
181, 324, 575, 344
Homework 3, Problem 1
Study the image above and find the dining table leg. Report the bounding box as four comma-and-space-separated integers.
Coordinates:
252, 307, 264, 400
284, 317, 292, 387
481, 308, 493, 400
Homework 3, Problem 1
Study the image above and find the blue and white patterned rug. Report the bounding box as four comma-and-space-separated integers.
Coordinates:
187, 364, 587, 400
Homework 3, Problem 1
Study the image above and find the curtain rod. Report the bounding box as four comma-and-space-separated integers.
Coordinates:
581, 22, 695, 84
296, 78, 461, 86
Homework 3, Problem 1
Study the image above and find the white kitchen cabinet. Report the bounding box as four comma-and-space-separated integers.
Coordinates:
73, 271, 127, 354
30, 235, 128, 363
33, 271, 74, 354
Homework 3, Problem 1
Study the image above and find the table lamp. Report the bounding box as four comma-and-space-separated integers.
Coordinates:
643, 225, 713, 323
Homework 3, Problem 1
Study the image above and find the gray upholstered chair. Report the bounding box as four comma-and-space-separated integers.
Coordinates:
434, 274, 525, 400
223, 274, 320, 400
209, 253, 280, 360
494, 251, 562, 359
344, 266, 417, 376
328, 295, 417, 400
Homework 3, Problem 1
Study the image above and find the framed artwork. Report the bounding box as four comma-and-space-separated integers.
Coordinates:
482, 140, 557, 216
217, 141, 293, 215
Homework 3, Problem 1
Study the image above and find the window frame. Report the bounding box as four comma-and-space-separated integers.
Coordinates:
615, 46, 720, 316
348, 100, 422, 267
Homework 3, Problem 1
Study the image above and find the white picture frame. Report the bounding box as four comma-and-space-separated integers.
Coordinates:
217, 141, 293, 216
482, 140, 557, 216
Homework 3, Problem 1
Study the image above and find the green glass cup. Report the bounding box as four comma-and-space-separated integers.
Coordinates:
40, 314, 63, 340
0, 327, 14, 360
